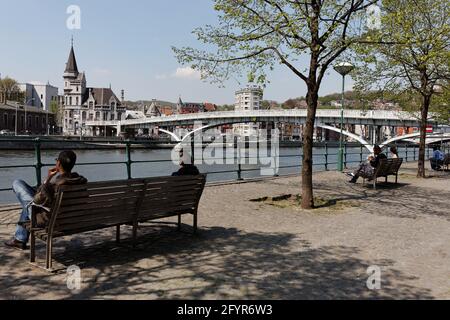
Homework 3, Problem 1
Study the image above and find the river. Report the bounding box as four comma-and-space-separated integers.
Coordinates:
0, 144, 419, 204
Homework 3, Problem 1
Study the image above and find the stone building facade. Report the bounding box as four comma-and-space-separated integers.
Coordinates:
63, 45, 126, 136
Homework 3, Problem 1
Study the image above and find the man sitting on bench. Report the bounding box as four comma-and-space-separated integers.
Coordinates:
4, 150, 87, 250
430, 146, 445, 171
348, 145, 387, 184
172, 148, 200, 176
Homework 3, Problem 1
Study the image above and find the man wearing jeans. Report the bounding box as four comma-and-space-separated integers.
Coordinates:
5, 150, 87, 250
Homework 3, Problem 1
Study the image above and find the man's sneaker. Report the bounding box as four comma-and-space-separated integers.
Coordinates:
4, 239, 27, 251
348, 178, 357, 184
345, 172, 355, 177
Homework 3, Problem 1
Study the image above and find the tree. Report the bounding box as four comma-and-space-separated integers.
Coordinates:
174, 0, 376, 209
353, 0, 450, 177
49, 100, 64, 127
0, 76, 23, 102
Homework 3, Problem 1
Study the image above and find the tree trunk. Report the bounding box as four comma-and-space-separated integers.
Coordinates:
301, 88, 319, 209
417, 94, 431, 178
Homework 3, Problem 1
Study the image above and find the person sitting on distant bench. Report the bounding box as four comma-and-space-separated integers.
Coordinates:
348, 145, 387, 183
5, 151, 87, 250
430, 146, 445, 171
172, 149, 200, 176
390, 146, 399, 159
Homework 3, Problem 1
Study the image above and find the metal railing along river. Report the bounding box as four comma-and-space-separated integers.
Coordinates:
0, 138, 447, 196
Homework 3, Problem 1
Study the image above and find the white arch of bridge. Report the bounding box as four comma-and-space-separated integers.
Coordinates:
158, 122, 377, 152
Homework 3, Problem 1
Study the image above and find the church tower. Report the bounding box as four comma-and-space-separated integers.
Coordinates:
63, 40, 86, 135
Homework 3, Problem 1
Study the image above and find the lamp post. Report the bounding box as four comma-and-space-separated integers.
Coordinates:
24, 98, 35, 135
17, 98, 35, 136
333, 62, 355, 172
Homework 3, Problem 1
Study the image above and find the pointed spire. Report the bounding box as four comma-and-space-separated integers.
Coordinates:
64, 39, 79, 77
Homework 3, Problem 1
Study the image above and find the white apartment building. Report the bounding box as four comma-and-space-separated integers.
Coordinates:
19, 82, 58, 111
233, 85, 263, 136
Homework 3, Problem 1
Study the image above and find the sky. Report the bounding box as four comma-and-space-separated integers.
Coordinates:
0, 0, 354, 105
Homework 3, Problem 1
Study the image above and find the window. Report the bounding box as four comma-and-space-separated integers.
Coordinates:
111, 114, 115, 121
35, 116, 39, 128
82, 112, 86, 121
41, 94, 43, 99
76, 86, 79, 92
69, 97, 72, 106
3, 114, 7, 126
89, 101, 94, 108
28, 116, 32, 127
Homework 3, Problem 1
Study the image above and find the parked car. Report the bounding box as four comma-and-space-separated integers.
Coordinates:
0, 129, 14, 136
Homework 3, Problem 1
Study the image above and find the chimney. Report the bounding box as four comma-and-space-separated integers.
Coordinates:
121, 90, 125, 103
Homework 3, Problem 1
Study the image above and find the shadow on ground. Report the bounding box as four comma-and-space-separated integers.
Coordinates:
301, 179, 450, 220
0, 224, 433, 300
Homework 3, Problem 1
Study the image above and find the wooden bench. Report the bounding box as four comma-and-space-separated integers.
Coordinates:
444, 154, 450, 171
362, 158, 403, 189
26, 174, 206, 271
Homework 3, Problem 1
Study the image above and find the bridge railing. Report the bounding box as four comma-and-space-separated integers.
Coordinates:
85, 109, 432, 127
1, 138, 447, 201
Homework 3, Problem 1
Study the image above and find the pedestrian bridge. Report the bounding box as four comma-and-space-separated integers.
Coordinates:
86, 109, 433, 130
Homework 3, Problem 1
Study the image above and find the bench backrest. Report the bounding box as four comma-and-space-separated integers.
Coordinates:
374, 158, 403, 177
50, 178, 146, 235
444, 154, 450, 165
138, 175, 207, 222
48, 175, 206, 235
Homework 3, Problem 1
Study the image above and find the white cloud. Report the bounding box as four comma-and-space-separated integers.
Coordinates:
173, 67, 201, 80
155, 67, 201, 80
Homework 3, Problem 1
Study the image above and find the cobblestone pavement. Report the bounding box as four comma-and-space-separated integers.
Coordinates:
0, 162, 449, 299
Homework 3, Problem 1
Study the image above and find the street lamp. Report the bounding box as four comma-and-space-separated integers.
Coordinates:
333, 62, 355, 172
16, 98, 35, 136
24, 98, 35, 135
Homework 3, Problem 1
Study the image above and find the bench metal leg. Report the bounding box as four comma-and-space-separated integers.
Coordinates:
178, 215, 181, 231
132, 221, 138, 248
373, 178, 377, 190
30, 231, 36, 263
193, 211, 198, 235
385, 176, 388, 183
395, 174, 398, 184
116, 225, 121, 244
46, 237, 53, 271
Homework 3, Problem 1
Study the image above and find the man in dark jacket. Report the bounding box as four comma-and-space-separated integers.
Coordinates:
171, 148, 200, 176
349, 145, 387, 183
5, 150, 87, 250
